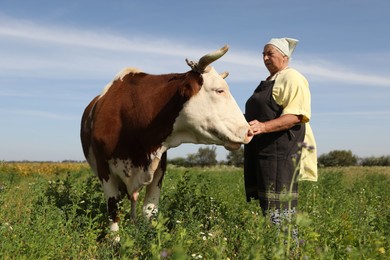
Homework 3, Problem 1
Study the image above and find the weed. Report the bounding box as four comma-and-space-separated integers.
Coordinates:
0, 163, 389, 259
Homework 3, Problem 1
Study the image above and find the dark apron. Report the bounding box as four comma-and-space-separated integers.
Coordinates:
244, 80, 305, 212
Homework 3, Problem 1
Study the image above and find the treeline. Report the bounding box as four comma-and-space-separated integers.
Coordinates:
318, 150, 390, 167
169, 146, 244, 167
4, 148, 389, 168
168, 146, 390, 168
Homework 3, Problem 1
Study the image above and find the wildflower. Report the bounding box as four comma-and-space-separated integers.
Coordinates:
160, 249, 169, 258
176, 220, 182, 224
291, 153, 299, 160
4, 222, 13, 231
192, 253, 203, 259
378, 247, 385, 254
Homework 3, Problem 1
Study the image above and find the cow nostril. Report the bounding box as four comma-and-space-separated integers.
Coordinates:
243, 128, 254, 143
247, 128, 254, 137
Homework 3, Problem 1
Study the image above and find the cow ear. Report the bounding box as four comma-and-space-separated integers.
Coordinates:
179, 72, 203, 99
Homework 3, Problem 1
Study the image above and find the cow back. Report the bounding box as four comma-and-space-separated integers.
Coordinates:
81, 70, 203, 169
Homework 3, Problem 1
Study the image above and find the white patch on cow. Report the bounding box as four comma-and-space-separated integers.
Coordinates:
99, 67, 142, 98
108, 159, 140, 195
164, 67, 251, 149
99, 82, 114, 99
109, 221, 121, 243
102, 174, 122, 201
110, 222, 119, 232
143, 203, 159, 218
107, 147, 167, 194
104, 147, 167, 219
86, 147, 98, 176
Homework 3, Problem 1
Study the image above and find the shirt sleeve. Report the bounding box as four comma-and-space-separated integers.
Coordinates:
272, 69, 311, 123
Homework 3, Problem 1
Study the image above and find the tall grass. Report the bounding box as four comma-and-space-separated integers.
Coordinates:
0, 163, 389, 259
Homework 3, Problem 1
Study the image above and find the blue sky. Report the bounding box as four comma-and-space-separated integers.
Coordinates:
1, 0, 389, 161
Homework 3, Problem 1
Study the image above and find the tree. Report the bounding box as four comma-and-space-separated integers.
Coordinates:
168, 157, 187, 167
361, 155, 390, 166
186, 146, 218, 167
318, 150, 358, 167
226, 146, 244, 167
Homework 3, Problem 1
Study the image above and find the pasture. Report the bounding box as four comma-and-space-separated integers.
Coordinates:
0, 162, 389, 259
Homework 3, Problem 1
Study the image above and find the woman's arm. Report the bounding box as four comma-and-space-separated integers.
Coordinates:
249, 114, 303, 135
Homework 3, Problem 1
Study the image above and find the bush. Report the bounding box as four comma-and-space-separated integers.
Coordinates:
361, 155, 390, 166
226, 146, 244, 167
318, 150, 358, 167
186, 146, 218, 167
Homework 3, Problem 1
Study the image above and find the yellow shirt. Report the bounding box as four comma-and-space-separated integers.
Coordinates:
271, 68, 318, 181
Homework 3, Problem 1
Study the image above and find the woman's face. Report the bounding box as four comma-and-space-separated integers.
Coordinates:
262, 45, 288, 75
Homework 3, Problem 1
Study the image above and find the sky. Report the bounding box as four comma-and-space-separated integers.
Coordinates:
1, 0, 389, 161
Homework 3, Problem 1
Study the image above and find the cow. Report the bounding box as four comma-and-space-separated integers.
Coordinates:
80, 45, 253, 236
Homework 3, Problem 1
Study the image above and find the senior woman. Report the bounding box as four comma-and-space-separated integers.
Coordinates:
244, 37, 317, 228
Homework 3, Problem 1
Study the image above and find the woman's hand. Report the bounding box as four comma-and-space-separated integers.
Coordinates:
249, 115, 303, 135
249, 120, 266, 135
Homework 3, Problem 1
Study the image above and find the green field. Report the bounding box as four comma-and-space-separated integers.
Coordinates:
0, 163, 389, 259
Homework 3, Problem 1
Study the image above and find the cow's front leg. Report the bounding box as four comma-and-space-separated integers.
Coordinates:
143, 152, 166, 218
143, 165, 164, 218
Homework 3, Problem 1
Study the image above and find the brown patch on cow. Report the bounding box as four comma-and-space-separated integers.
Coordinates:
81, 70, 203, 181
80, 95, 100, 158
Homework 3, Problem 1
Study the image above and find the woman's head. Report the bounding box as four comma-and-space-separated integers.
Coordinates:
262, 37, 298, 75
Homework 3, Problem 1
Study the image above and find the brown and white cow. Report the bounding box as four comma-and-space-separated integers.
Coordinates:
80, 45, 253, 235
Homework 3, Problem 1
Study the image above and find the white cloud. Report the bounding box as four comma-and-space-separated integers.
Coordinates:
1, 15, 390, 87
314, 110, 390, 116
1, 109, 78, 121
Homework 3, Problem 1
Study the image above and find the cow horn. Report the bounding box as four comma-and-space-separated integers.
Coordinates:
186, 45, 229, 73
220, 71, 229, 79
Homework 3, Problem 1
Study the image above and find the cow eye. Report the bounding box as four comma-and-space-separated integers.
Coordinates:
216, 88, 225, 94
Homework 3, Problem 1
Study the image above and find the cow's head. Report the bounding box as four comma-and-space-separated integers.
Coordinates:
166, 45, 253, 151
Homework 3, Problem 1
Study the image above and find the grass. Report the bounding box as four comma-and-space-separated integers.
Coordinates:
0, 163, 389, 259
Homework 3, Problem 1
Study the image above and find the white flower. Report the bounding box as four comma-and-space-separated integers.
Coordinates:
4, 222, 13, 231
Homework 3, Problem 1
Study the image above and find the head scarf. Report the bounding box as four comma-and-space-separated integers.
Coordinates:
266, 38, 299, 58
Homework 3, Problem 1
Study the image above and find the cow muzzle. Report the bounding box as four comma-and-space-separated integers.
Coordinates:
224, 128, 254, 151
223, 142, 242, 151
